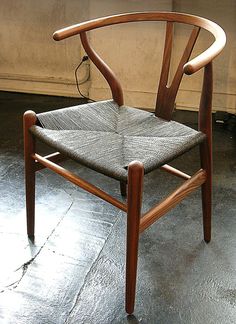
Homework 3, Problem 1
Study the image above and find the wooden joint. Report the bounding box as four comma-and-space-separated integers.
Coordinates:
160, 164, 191, 180
23, 110, 37, 169
35, 152, 67, 171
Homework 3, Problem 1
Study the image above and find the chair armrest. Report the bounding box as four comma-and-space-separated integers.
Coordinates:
184, 26, 226, 75
53, 12, 226, 75
53, 18, 102, 41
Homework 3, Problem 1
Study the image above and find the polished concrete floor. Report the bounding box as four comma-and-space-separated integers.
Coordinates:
0, 91, 235, 324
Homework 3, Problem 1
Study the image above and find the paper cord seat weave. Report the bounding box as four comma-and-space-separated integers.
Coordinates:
30, 100, 205, 181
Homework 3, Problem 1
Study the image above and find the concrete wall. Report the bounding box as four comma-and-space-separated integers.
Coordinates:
88, 0, 235, 113
87, 0, 172, 108
0, 0, 235, 113
0, 0, 89, 97
173, 0, 236, 114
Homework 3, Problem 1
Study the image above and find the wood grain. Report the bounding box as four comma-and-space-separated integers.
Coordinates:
53, 12, 226, 75
199, 62, 213, 243
33, 153, 127, 212
155, 21, 173, 119
156, 25, 200, 119
80, 32, 123, 106
160, 164, 191, 180
23, 110, 37, 238
126, 161, 144, 314
35, 152, 67, 171
139, 169, 206, 233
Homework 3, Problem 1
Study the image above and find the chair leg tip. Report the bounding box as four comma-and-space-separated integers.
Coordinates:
126, 309, 134, 315
125, 304, 134, 315
204, 236, 211, 243
28, 234, 35, 242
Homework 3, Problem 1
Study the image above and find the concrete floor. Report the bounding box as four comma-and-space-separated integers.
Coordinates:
0, 91, 235, 324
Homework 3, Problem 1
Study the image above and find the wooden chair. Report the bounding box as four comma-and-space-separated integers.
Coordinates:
23, 12, 226, 314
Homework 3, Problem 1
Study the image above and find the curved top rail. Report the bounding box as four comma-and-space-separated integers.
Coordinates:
53, 11, 226, 74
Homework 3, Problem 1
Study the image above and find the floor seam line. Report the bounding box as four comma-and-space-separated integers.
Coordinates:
0, 195, 74, 294
64, 209, 123, 324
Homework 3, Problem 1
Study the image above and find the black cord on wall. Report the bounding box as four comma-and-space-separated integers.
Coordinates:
74, 55, 95, 102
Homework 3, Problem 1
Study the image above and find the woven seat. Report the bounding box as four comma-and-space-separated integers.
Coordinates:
23, 12, 226, 315
31, 100, 205, 181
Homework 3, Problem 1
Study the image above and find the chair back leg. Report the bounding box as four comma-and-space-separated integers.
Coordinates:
126, 161, 144, 314
200, 140, 212, 243
120, 181, 127, 197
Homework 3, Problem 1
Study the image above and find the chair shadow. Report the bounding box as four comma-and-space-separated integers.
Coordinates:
126, 314, 140, 323
28, 236, 35, 244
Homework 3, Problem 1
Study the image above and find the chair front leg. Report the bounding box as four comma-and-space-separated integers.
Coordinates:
126, 161, 144, 314
23, 111, 37, 238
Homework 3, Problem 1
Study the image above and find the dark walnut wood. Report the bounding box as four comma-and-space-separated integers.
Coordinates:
23, 12, 226, 315
80, 32, 124, 106
155, 23, 200, 120
23, 110, 37, 238
53, 12, 226, 74
126, 161, 144, 314
199, 62, 213, 243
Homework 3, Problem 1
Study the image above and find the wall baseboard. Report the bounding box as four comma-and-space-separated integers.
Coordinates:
1, 75, 235, 114
89, 86, 236, 114
0, 74, 89, 98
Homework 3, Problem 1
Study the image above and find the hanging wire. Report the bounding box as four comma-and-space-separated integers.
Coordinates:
74, 56, 96, 102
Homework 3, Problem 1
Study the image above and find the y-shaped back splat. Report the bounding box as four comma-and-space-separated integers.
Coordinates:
53, 12, 226, 113
155, 22, 200, 120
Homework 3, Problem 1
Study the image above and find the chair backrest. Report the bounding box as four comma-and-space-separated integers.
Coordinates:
53, 12, 226, 121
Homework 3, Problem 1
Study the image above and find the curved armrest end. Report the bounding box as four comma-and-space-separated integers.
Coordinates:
53, 32, 61, 41
52, 24, 86, 41
184, 26, 226, 75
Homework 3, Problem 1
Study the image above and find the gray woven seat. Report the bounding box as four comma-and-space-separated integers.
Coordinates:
30, 100, 206, 181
